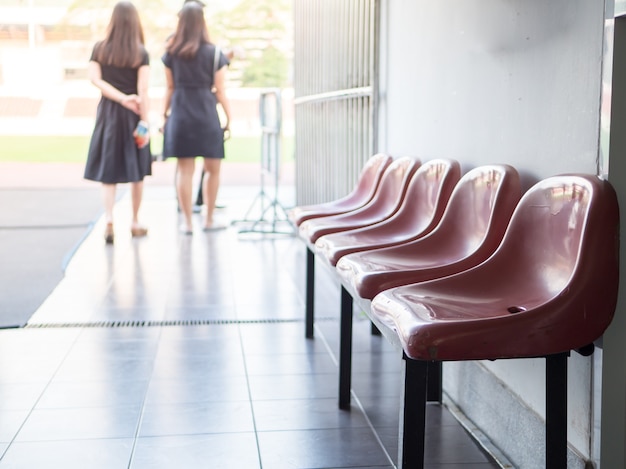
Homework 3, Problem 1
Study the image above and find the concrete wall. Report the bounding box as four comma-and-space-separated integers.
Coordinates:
378, 0, 606, 467
379, 0, 603, 183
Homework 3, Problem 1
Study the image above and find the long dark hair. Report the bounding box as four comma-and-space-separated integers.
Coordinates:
93, 1, 145, 68
166, 1, 210, 59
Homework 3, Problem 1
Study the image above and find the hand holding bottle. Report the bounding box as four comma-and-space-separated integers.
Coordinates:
134, 120, 150, 148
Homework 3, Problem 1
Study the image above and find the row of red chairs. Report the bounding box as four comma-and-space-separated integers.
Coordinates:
288, 154, 620, 469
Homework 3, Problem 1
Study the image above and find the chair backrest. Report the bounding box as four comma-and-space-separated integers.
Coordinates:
315, 159, 462, 266
299, 156, 420, 243
482, 175, 619, 342
359, 156, 420, 215
290, 153, 393, 226
492, 175, 619, 309
384, 158, 462, 238
417, 164, 522, 262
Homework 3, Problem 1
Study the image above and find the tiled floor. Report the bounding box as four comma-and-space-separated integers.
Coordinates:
0, 187, 501, 468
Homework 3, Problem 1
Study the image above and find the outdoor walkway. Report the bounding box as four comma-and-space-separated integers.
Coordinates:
0, 170, 502, 468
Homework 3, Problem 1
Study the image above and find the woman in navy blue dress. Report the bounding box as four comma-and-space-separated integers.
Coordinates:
85, 1, 152, 244
162, 1, 232, 233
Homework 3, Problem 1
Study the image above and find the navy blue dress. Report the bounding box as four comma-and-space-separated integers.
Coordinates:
162, 43, 229, 159
84, 46, 152, 184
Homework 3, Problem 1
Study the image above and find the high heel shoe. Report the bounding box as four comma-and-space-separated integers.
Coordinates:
104, 223, 114, 244
131, 226, 148, 237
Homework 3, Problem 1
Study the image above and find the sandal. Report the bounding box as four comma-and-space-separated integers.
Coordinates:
131, 226, 148, 238
202, 222, 227, 232
104, 223, 114, 244
179, 224, 193, 235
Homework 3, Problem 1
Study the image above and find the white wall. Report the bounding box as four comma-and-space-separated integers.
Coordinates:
379, 0, 606, 467
380, 0, 603, 183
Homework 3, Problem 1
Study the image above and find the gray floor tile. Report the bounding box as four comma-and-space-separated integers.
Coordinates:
143, 375, 251, 405
35, 379, 150, 409
51, 356, 156, 383
161, 304, 239, 321
130, 433, 261, 469
0, 438, 134, 469
424, 425, 494, 464
14, 405, 143, 442
238, 323, 334, 355
157, 323, 241, 342
88, 306, 167, 323
253, 397, 370, 432
63, 337, 159, 361
0, 383, 48, 411
73, 326, 161, 343
244, 350, 338, 376
138, 400, 255, 436
0, 358, 59, 385
248, 372, 338, 401
0, 409, 30, 443
0, 329, 77, 357
351, 371, 403, 398
258, 427, 392, 469
151, 353, 247, 379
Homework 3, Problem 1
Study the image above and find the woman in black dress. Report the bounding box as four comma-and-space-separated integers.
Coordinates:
162, 1, 232, 233
84, 1, 152, 244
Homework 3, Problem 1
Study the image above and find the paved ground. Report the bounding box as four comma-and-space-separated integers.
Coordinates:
0, 160, 295, 328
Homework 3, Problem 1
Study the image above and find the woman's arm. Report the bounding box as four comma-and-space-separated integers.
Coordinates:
88, 61, 140, 114
213, 66, 231, 130
136, 64, 150, 122
162, 66, 174, 121
134, 64, 151, 148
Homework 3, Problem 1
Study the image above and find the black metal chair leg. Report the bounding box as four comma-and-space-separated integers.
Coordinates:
426, 361, 442, 403
400, 356, 428, 469
339, 286, 353, 409
546, 352, 568, 469
305, 247, 315, 338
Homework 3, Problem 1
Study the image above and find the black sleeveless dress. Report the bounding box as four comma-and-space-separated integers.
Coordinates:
162, 43, 229, 159
84, 46, 152, 184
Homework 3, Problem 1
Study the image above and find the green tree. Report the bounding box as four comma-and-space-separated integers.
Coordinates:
211, 0, 292, 88
241, 45, 288, 87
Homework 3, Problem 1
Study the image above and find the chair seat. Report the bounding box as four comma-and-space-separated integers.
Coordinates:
370, 174, 620, 361
315, 159, 461, 266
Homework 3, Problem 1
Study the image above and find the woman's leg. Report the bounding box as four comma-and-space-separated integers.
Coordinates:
176, 157, 196, 232
102, 183, 116, 224
202, 158, 222, 228
130, 180, 147, 235
102, 183, 116, 243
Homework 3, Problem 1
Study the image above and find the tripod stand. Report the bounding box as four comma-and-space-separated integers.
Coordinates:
234, 89, 294, 235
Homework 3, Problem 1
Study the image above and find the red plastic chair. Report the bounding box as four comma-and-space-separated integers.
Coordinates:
314, 159, 461, 267
369, 175, 620, 469
299, 156, 420, 338
299, 156, 420, 246
334, 164, 521, 409
288, 153, 393, 227
337, 164, 521, 300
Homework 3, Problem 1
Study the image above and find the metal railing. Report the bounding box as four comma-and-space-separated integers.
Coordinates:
293, 0, 377, 205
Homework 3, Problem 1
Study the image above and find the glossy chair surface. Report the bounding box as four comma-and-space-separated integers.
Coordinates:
370, 174, 620, 361
298, 156, 420, 245
288, 153, 393, 226
337, 164, 521, 299
314, 159, 461, 266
